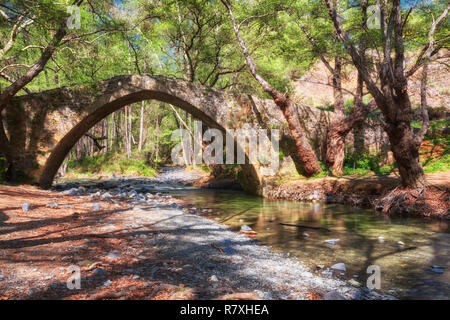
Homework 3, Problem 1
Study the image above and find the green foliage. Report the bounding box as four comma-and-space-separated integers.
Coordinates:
423, 154, 450, 173
411, 118, 450, 130
68, 152, 157, 177
310, 161, 331, 178
343, 152, 395, 176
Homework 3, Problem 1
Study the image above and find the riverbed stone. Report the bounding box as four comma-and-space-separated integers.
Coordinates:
46, 202, 58, 208
209, 275, 219, 282
429, 266, 444, 274
22, 203, 32, 212
93, 268, 107, 277
323, 290, 346, 300
331, 263, 346, 273
324, 239, 340, 245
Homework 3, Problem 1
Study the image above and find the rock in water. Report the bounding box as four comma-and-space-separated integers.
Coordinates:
209, 275, 219, 282
240, 225, 252, 232
348, 279, 361, 286
324, 239, 340, 245
22, 203, 32, 212
331, 263, 346, 273
430, 266, 444, 274
323, 291, 346, 300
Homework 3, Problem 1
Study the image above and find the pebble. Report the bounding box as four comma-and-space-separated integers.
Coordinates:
378, 236, 385, 243
103, 280, 112, 287
331, 263, 346, 273
429, 266, 444, 274
22, 203, 32, 212
63, 188, 80, 196
209, 275, 219, 282
46, 202, 58, 209
91, 203, 102, 211
397, 241, 405, 246
93, 268, 107, 277
101, 193, 112, 200
323, 290, 346, 300
106, 252, 123, 259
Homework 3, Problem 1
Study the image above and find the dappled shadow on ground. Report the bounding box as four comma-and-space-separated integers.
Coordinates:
0, 191, 336, 300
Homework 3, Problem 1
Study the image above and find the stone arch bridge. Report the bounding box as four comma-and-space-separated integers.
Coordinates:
4, 75, 382, 194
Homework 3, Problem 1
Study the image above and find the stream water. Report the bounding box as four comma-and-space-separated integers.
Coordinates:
167, 187, 450, 299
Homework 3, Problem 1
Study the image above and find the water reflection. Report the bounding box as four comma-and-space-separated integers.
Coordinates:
169, 189, 450, 299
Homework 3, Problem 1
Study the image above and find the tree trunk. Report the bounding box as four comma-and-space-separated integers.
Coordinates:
123, 106, 130, 158
138, 100, 145, 152
324, 123, 346, 176
0, 116, 15, 180
324, 57, 346, 175
154, 114, 159, 168
223, 0, 321, 176
386, 118, 427, 188
278, 96, 322, 175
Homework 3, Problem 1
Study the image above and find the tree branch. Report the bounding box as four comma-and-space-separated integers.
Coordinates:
406, 5, 449, 78
0, 0, 84, 114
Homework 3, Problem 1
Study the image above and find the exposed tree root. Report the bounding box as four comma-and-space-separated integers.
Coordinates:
374, 186, 450, 218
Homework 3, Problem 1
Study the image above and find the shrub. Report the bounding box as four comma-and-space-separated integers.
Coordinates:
67, 152, 157, 177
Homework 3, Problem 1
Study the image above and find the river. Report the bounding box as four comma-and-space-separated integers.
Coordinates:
58, 167, 450, 299
166, 187, 449, 299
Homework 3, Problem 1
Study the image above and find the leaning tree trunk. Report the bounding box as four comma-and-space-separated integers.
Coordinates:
276, 96, 323, 175
386, 121, 427, 188
223, 0, 321, 176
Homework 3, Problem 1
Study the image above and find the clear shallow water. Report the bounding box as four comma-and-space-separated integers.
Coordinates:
168, 188, 450, 299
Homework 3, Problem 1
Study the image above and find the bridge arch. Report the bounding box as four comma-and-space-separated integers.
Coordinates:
6, 74, 330, 193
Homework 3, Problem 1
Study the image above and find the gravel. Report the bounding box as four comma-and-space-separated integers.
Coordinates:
131, 201, 392, 300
